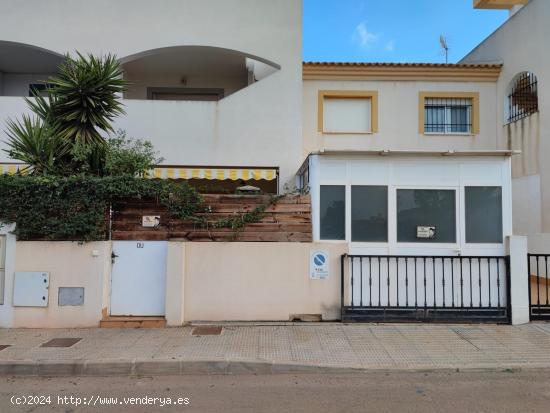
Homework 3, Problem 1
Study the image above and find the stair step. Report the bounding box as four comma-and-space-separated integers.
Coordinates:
100, 316, 166, 328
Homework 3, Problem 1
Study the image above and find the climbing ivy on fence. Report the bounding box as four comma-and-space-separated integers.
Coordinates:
0, 174, 203, 241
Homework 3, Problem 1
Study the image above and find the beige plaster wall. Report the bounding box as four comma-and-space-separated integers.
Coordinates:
183, 242, 348, 322
302, 79, 500, 158
10, 241, 110, 328
461, 0, 550, 233
5, 240, 347, 327
165, 242, 185, 326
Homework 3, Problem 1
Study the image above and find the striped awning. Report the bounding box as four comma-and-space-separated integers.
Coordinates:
0, 163, 27, 175
147, 167, 278, 181
0, 163, 278, 181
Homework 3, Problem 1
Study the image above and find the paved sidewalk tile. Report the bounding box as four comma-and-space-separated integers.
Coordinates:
2, 323, 550, 373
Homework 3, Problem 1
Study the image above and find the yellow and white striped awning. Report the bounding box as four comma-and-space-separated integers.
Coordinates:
0, 163, 278, 181
0, 163, 28, 175
147, 167, 278, 181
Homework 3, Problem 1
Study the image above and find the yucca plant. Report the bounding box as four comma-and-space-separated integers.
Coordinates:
28, 52, 127, 147
4, 115, 69, 175
4, 53, 127, 175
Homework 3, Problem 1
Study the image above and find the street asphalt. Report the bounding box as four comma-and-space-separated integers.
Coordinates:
2, 370, 550, 412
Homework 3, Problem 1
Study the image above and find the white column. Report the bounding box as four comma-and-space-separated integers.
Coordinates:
165, 241, 185, 326
507, 235, 529, 325
0, 224, 16, 328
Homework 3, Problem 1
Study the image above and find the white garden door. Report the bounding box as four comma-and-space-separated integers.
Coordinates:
110, 241, 167, 316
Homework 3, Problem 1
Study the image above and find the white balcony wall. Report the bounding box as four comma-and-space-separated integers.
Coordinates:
115, 72, 301, 184
0, 97, 32, 157
0, 76, 302, 185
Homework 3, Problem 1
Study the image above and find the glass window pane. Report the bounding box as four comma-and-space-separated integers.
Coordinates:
465, 187, 503, 243
425, 106, 445, 133
352, 186, 388, 242
320, 185, 345, 240
397, 189, 456, 243
450, 106, 469, 133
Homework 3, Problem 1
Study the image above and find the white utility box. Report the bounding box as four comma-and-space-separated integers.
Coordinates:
13, 272, 50, 307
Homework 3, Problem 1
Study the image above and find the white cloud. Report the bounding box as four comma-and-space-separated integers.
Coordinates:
352, 22, 379, 48
385, 40, 396, 52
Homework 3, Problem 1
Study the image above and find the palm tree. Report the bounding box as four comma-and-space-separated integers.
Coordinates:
4, 116, 69, 175
4, 53, 127, 174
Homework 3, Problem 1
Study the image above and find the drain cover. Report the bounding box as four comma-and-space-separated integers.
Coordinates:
191, 326, 223, 336
40, 338, 82, 348
0, 345, 10, 351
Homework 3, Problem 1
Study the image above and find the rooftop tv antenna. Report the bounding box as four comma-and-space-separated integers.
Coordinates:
440, 35, 449, 64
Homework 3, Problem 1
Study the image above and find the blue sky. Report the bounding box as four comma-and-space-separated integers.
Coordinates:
303, 0, 508, 63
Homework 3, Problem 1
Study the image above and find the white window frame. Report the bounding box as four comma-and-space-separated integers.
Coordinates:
392, 186, 460, 250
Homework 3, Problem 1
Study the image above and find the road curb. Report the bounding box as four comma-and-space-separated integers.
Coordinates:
0, 359, 544, 377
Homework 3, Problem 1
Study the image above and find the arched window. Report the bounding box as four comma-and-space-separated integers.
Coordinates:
506, 72, 538, 123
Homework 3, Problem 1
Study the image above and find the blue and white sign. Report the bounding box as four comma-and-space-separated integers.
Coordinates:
310, 250, 329, 280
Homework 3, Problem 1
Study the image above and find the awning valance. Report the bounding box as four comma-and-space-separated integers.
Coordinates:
0, 163, 278, 181
147, 167, 278, 181
0, 163, 27, 175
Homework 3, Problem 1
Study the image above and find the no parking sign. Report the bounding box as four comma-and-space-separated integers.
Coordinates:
310, 250, 329, 280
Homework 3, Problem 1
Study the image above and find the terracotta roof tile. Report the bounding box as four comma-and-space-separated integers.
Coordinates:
303, 61, 502, 68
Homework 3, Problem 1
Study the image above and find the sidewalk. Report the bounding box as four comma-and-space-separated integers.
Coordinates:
1, 323, 550, 376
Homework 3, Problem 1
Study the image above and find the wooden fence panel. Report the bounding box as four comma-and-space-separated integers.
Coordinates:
111, 194, 312, 242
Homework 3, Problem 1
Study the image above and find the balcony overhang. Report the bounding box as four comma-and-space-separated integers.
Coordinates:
296, 149, 519, 179
311, 149, 519, 157
473, 0, 529, 9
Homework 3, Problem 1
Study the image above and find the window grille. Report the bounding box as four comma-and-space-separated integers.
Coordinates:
424, 98, 472, 134
507, 72, 538, 123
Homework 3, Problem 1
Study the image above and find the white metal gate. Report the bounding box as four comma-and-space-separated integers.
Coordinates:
110, 241, 167, 316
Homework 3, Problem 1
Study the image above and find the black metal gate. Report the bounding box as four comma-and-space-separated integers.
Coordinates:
528, 254, 550, 320
341, 254, 511, 323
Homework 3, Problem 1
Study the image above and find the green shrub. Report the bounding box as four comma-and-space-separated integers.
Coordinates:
104, 130, 164, 177
0, 174, 203, 241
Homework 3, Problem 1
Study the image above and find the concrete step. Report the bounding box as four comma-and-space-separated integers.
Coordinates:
100, 316, 166, 328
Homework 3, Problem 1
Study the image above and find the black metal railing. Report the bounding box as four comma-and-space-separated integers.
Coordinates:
528, 254, 550, 320
341, 254, 510, 323
424, 97, 472, 134
508, 72, 538, 123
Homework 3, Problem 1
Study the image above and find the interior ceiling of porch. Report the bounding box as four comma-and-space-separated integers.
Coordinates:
120, 46, 278, 100
123, 46, 247, 77
0, 41, 62, 73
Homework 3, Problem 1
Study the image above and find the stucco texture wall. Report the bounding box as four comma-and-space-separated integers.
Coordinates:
9, 242, 110, 328
461, 0, 550, 233
302, 79, 500, 158
182, 242, 348, 322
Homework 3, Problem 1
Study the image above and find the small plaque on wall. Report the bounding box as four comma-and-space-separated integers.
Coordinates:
142, 216, 160, 228
417, 226, 436, 239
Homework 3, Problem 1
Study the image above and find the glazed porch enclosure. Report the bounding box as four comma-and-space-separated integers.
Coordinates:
302, 151, 514, 322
